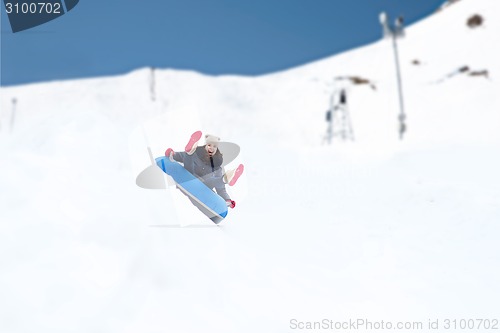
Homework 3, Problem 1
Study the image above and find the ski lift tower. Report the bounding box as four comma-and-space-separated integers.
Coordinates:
149, 67, 156, 102
380, 12, 407, 140
325, 86, 354, 144
11, 98, 17, 133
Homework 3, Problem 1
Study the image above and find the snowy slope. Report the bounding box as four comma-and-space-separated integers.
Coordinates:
1, 0, 499, 332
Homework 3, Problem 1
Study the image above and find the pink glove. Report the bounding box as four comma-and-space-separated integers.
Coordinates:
226, 200, 236, 209
165, 148, 174, 157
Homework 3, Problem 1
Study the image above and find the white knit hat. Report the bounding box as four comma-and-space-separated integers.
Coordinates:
205, 134, 220, 146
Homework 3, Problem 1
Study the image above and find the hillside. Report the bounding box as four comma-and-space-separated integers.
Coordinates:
0, 0, 499, 332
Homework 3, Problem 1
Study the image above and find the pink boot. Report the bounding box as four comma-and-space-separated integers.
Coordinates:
225, 164, 244, 186
185, 131, 202, 155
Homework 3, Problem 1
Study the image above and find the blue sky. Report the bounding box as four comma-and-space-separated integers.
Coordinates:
1, 0, 444, 86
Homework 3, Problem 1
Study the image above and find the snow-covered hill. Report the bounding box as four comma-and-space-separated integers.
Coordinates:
1, 0, 499, 332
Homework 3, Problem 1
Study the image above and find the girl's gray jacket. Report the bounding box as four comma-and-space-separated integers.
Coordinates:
172, 146, 231, 201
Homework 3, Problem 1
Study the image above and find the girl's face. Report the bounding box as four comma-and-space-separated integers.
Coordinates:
205, 143, 217, 157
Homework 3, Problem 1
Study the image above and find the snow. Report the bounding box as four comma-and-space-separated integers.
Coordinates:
1, 0, 499, 331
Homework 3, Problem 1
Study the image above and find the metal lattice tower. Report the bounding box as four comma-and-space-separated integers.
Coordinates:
325, 88, 354, 144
